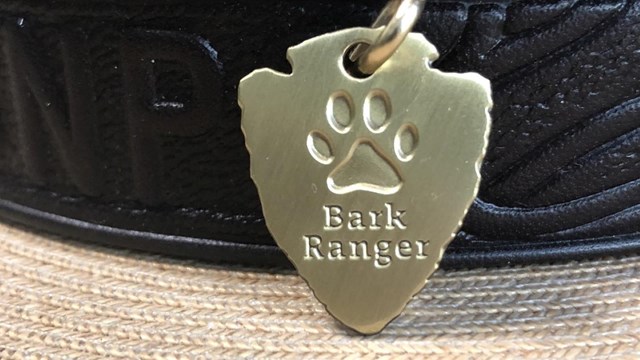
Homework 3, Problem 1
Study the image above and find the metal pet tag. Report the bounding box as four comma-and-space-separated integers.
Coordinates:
238, 0, 492, 334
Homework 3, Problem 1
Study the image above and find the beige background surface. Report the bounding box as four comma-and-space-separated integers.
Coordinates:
0, 222, 638, 359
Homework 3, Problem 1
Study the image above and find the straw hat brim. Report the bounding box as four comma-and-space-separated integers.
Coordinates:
0, 221, 639, 359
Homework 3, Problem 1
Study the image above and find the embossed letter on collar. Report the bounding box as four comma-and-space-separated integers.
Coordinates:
238, 26, 492, 334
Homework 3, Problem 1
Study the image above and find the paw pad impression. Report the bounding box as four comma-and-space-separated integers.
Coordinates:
307, 89, 418, 195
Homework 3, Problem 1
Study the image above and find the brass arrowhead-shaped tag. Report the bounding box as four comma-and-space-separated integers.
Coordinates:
238, 27, 492, 334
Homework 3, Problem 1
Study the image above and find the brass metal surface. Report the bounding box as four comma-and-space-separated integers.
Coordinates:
239, 27, 492, 334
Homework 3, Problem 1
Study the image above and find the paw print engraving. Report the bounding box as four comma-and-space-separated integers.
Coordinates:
307, 90, 418, 195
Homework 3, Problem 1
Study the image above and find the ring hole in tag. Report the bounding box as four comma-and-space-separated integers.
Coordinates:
343, 43, 374, 79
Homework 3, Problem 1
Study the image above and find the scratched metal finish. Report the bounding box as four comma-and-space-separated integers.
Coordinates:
239, 28, 491, 333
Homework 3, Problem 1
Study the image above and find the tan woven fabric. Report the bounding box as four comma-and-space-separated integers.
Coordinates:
0, 222, 638, 359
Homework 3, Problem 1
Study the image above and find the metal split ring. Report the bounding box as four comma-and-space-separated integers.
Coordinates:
349, 0, 426, 75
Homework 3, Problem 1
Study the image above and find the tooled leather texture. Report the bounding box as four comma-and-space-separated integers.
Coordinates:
0, 0, 638, 268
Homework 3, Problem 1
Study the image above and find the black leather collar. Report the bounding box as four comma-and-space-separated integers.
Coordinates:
0, 0, 638, 268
